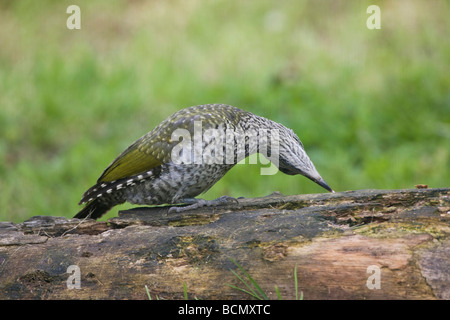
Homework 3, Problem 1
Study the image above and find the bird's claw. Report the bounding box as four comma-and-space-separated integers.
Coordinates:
168, 196, 239, 213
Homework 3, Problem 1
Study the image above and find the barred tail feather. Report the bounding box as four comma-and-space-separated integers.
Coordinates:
78, 169, 157, 206
74, 198, 114, 220
76, 169, 158, 219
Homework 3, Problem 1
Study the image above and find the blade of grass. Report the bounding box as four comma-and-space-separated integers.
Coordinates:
145, 285, 159, 300
294, 265, 303, 300
228, 268, 263, 300
183, 282, 188, 300
274, 285, 283, 300
226, 283, 262, 300
145, 285, 152, 300
229, 258, 269, 300
294, 265, 299, 300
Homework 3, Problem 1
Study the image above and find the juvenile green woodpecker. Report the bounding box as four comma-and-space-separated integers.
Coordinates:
75, 104, 333, 219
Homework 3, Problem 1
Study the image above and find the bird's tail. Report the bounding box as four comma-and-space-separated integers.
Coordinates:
74, 198, 115, 220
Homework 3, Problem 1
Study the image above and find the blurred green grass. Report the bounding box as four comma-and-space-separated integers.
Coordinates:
0, 0, 448, 222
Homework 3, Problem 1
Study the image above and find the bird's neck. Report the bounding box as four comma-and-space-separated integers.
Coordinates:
236, 113, 283, 161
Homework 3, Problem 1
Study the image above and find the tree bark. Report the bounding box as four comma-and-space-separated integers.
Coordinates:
0, 188, 449, 300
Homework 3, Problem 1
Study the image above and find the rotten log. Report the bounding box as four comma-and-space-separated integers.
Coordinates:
0, 188, 449, 300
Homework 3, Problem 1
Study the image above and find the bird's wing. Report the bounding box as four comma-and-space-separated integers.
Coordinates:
97, 105, 241, 183
97, 134, 171, 183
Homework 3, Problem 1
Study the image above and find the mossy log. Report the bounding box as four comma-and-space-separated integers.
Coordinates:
0, 188, 449, 300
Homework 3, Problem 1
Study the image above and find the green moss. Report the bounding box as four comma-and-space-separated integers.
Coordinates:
160, 235, 219, 264
353, 221, 448, 239
167, 214, 220, 227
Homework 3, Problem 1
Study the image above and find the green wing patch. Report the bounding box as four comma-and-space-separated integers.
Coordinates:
95, 104, 244, 183
98, 137, 165, 183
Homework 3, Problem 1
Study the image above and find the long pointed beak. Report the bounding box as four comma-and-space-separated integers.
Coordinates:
314, 177, 335, 193
296, 167, 335, 193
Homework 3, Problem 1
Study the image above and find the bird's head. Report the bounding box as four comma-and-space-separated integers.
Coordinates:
273, 125, 334, 193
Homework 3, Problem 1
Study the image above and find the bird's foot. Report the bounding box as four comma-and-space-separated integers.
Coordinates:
168, 196, 239, 213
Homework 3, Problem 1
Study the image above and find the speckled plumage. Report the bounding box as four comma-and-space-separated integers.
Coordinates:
75, 104, 333, 219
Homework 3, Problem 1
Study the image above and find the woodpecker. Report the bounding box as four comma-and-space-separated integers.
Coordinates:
74, 104, 333, 219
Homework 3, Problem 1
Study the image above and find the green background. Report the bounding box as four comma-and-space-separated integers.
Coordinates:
0, 0, 448, 222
